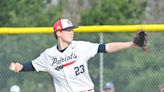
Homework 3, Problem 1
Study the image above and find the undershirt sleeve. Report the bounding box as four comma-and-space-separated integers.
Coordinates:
21, 61, 35, 72
97, 44, 107, 53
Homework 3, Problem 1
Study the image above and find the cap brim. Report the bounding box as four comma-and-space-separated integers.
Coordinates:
104, 87, 112, 89
62, 25, 78, 30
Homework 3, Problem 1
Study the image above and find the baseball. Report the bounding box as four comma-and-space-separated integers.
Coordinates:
9, 64, 16, 71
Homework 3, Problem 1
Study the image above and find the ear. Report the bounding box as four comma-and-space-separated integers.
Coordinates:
56, 31, 62, 37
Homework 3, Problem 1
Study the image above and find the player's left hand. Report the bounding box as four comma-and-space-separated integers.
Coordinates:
133, 30, 147, 50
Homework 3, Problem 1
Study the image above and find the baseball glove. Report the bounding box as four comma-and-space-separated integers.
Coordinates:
133, 30, 147, 50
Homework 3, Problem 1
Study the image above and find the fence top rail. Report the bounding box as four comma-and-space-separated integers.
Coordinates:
0, 24, 164, 34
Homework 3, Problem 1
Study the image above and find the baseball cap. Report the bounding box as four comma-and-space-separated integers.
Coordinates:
10, 85, 20, 92
53, 19, 78, 31
104, 82, 114, 89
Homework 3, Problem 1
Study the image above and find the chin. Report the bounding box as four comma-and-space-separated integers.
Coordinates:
65, 37, 73, 44
66, 40, 73, 44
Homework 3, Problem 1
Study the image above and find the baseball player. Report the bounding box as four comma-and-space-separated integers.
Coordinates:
9, 19, 147, 92
103, 82, 115, 92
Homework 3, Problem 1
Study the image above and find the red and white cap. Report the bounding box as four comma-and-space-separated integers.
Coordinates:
53, 19, 78, 31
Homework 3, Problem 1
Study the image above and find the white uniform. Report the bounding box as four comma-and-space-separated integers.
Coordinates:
32, 41, 99, 92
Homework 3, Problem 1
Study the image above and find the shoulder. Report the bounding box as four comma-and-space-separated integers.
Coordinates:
41, 45, 57, 56
72, 40, 96, 45
72, 40, 99, 47
71, 41, 89, 47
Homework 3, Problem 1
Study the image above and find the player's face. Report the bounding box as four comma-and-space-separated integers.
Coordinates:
59, 28, 74, 44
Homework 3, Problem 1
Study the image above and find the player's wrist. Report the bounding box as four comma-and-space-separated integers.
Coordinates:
130, 41, 138, 47
17, 64, 23, 72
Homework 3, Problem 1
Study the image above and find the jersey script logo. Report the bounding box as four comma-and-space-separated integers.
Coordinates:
51, 53, 77, 71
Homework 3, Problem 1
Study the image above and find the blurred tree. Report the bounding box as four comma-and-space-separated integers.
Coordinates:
144, 0, 164, 23
80, 0, 146, 25
0, 0, 61, 27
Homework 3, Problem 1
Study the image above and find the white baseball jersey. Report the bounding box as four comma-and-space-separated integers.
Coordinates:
32, 41, 99, 92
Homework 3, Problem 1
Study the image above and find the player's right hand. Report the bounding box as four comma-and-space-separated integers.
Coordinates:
9, 62, 23, 73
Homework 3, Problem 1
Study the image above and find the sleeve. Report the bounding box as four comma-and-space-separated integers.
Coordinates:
31, 51, 49, 72
80, 41, 99, 59
21, 61, 35, 71
98, 44, 107, 53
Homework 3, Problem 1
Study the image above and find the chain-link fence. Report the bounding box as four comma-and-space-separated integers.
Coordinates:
1, 32, 164, 92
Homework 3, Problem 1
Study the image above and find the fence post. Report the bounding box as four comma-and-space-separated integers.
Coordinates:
99, 32, 104, 92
